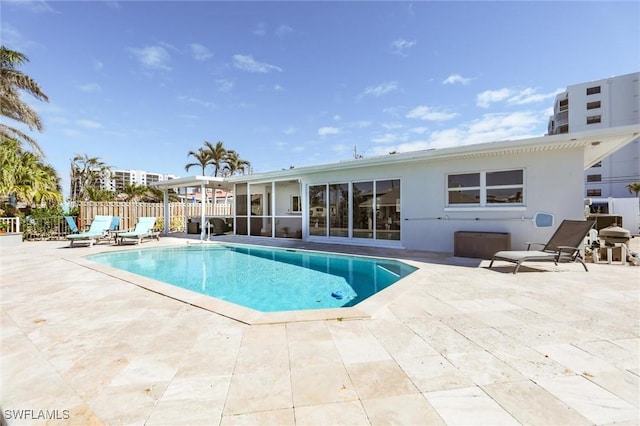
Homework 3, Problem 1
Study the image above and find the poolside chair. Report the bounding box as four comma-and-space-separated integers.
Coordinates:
117, 216, 160, 245
66, 215, 113, 248
64, 216, 79, 234
488, 219, 596, 274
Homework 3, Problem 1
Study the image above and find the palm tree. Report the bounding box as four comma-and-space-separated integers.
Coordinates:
204, 140, 227, 177
0, 46, 49, 155
185, 147, 213, 175
0, 136, 61, 207
69, 154, 111, 202
120, 183, 148, 202
222, 150, 251, 176
627, 182, 640, 197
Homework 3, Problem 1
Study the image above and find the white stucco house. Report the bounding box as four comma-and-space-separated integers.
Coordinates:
154, 124, 639, 254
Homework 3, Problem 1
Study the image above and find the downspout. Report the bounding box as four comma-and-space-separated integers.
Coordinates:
163, 188, 169, 236
182, 187, 188, 234
200, 182, 206, 240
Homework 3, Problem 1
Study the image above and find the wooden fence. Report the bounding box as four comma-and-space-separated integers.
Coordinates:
78, 201, 233, 231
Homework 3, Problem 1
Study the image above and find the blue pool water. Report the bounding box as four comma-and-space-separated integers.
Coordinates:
86, 244, 417, 312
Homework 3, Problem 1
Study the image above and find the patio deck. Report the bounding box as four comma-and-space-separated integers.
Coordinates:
1, 235, 638, 425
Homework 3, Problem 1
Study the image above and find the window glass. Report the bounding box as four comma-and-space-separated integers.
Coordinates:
448, 190, 480, 205
586, 86, 601, 95
376, 180, 401, 240
586, 101, 601, 110
448, 173, 479, 188
235, 183, 247, 216
447, 169, 524, 206
487, 188, 523, 204
308, 185, 326, 236
486, 170, 522, 186
329, 183, 349, 237
353, 181, 373, 239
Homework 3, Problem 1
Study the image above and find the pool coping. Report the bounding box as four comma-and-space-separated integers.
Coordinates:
66, 241, 424, 325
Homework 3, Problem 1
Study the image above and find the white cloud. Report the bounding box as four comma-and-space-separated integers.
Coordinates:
353, 120, 372, 128
443, 74, 472, 85
333, 115, 341, 121
178, 95, 215, 109
409, 126, 429, 134
233, 54, 282, 73
406, 105, 458, 121
190, 43, 213, 61
372, 133, 405, 144
92, 59, 104, 71
283, 126, 296, 135
508, 88, 565, 105
369, 110, 542, 155
360, 81, 398, 98
476, 88, 512, 108
78, 83, 101, 93
390, 39, 416, 56
318, 126, 341, 137
275, 24, 293, 38
253, 23, 267, 36
75, 119, 103, 129
216, 79, 234, 93
4, 0, 55, 14
477, 87, 564, 108
129, 45, 171, 71
381, 122, 404, 130
274, 84, 284, 91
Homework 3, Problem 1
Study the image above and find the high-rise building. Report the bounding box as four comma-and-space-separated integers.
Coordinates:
106, 169, 177, 193
547, 72, 640, 198
69, 169, 178, 201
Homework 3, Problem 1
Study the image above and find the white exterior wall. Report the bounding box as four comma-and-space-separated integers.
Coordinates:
299, 148, 585, 253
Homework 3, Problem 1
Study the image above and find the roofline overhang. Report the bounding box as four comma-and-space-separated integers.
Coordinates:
150, 175, 231, 191
226, 124, 639, 183
152, 125, 639, 189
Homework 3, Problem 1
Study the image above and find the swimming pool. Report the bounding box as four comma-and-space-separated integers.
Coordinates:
86, 244, 417, 312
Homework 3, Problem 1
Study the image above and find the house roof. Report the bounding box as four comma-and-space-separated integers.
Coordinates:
153, 125, 639, 190
225, 124, 639, 184
151, 175, 233, 191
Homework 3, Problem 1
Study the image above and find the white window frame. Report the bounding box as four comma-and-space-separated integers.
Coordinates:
445, 169, 525, 211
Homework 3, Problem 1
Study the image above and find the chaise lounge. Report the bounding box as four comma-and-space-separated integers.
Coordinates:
117, 217, 160, 245
66, 215, 113, 247
489, 219, 596, 273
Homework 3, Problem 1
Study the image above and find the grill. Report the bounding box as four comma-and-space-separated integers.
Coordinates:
599, 225, 631, 246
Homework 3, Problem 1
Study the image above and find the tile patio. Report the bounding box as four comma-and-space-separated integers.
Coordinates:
1, 235, 638, 425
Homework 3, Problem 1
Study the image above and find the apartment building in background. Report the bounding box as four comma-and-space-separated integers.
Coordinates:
104, 169, 178, 193
548, 72, 640, 198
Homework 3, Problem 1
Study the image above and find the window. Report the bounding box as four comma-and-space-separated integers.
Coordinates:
447, 169, 523, 207
308, 179, 401, 241
559, 99, 568, 112
587, 115, 601, 125
587, 174, 602, 182
591, 161, 601, 168
586, 189, 602, 197
586, 101, 601, 110
290, 195, 301, 212
586, 86, 601, 95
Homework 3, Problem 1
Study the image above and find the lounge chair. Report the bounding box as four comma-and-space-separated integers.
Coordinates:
489, 219, 596, 273
117, 217, 160, 245
64, 216, 79, 234
66, 215, 113, 247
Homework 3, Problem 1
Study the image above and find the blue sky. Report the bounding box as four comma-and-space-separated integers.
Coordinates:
3, 1, 639, 195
